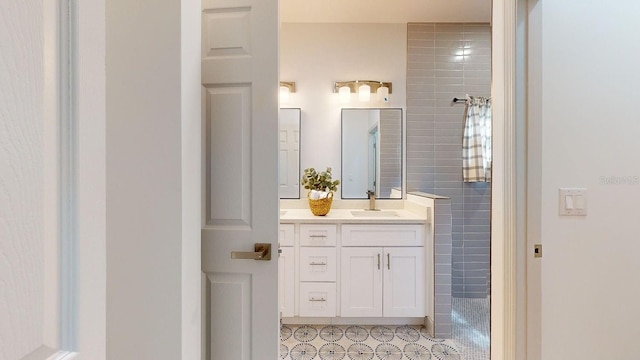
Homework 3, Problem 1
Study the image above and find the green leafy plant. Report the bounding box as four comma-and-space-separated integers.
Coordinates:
301, 167, 340, 192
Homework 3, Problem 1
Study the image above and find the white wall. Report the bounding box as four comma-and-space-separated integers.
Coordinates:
539, 2, 640, 358
106, 0, 200, 358
280, 23, 406, 198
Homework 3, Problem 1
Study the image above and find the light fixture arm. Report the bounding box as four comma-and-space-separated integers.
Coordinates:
280, 81, 296, 93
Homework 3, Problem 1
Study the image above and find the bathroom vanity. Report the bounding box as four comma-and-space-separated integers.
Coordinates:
277, 105, 453, 337
278, 196, 448, 336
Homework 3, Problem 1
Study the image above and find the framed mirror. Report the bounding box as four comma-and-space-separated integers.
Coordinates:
341, 108, 403, 199
279, 108, 301, 199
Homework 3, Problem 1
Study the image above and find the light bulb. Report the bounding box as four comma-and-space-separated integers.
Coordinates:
376, 86, 389, 103
339, 86, 351, 103
358, 84, 371, 102
279, 86, 290, 103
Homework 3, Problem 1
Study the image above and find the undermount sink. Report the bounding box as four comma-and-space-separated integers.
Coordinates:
350, 210, 399, 217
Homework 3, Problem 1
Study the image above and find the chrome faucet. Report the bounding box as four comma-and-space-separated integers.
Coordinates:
366, 190, 377, 211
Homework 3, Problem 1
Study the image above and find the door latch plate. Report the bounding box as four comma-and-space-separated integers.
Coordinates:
534, 244, 542, 258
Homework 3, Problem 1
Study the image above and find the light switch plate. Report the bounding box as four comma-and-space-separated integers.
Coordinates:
559, 188, 587, 216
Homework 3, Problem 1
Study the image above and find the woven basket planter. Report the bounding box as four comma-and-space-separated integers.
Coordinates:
307, 192, 334, 216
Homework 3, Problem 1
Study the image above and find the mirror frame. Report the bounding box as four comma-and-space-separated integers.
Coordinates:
340, 108, 404, 200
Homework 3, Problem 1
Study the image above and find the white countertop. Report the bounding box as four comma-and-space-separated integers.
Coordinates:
279, 208, 427, 224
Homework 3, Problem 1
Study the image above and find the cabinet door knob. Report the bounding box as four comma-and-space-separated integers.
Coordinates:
387, 253, 391, 270
377, 253, 381, 270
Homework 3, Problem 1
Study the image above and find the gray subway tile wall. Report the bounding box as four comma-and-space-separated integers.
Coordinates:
433, 199, 453, 338
379, 109, 402, 197
407, 23, 492, 298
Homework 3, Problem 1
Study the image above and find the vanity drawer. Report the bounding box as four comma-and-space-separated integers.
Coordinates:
300, 224, 337, 246
342, 224, 425, 247
279, 224, 295, 247
299, 247, 337, 282
299, 282, 336, 317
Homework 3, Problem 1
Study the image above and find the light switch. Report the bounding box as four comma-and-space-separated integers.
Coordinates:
559, 188, 587, 216
565, 195, 574, 209
574, 195, 585, 209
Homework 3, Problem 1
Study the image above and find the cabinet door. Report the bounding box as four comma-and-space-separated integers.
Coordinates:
340, 247, 383, 317
278, 247, 295, 317
383, 247, 425, 317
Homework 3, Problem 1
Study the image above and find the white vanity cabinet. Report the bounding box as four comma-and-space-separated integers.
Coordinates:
298, 224, 338, 317
278, 212, 429, 324
278, 224, 295, 317
340, 225, 425, 318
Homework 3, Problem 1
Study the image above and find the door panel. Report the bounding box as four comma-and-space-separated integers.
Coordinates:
201, 0, 278, 359
206, 274, 252, 360
204, 85, 252, 226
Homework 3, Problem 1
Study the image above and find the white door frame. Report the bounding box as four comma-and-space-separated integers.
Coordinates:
49, 0, 107, 358
65, 0, 525, 359
491, 0, 527, 359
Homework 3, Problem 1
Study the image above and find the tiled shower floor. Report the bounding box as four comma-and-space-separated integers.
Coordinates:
452, 297, 490, 360
280, 324, 462, 359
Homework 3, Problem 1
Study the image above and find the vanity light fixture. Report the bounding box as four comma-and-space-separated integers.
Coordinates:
279, 81, 296, 103
333, 80, 392, 103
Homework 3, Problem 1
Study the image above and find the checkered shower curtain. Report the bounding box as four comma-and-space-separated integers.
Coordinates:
462, 96, 492, 182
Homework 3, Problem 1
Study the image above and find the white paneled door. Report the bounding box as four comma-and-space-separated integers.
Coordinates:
200, 0, 279, 359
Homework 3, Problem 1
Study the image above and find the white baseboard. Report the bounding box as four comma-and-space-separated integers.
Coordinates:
282, 317, 428, 326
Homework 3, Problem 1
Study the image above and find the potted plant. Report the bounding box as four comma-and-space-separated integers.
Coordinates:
301, 167, 340, 216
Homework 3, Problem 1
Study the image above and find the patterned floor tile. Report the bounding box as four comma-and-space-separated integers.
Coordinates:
280, 325, 462, 360
281, 297, 489, 359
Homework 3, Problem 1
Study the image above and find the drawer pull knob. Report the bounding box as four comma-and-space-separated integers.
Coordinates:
310, 262, 327, 266
309, 235, 327, 238
309, 298, 326, 302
